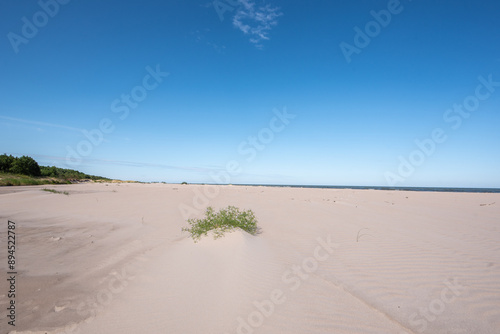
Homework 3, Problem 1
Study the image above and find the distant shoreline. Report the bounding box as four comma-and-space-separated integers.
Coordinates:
176, 183, 500, 194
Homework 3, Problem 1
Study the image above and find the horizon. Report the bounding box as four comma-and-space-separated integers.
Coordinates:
1, 0, 500, 188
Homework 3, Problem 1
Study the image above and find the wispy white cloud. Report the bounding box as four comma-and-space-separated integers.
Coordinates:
192, 29, 227, 54
232, 0, 282, 48
0, 115, 83, 133
26, 153, 220, 173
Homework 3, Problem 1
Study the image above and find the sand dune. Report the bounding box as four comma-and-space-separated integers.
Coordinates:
1, 183, 499, 333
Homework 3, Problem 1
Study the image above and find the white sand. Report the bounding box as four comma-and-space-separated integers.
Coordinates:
1, 183, 499, 333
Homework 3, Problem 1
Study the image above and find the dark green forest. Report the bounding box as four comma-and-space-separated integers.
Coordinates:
0, 154, 110, 185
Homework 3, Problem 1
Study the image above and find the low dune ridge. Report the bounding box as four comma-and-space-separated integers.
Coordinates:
1, 183, 499, 333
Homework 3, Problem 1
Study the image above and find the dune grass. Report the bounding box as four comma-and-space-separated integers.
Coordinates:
42, 188, 69, 195
0, 172, 71, 186
182, 206, 258, 242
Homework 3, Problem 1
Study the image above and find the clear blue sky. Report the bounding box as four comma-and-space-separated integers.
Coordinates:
1, 0, 499, 187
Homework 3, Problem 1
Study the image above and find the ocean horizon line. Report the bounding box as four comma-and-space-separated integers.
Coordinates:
159, 182, 500, 194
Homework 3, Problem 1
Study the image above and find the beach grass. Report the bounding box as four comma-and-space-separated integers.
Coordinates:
182, 206, 258, 242
42, 188, 70, 195
0, 172, 72, 186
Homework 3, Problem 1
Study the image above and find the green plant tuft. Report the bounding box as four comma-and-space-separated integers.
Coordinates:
42, 188, 69, 195
182, 206, 258, 242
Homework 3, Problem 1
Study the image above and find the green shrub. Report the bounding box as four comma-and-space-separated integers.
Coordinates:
9, 155, 41, 176
41, 165, 58, 177
182, 206, 258, 242
0, 154, 15, 172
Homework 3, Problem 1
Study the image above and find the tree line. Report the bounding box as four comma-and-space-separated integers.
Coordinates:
0, 154, 109, 180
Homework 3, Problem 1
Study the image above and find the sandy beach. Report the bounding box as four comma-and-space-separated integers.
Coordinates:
1, 183, 499, 334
